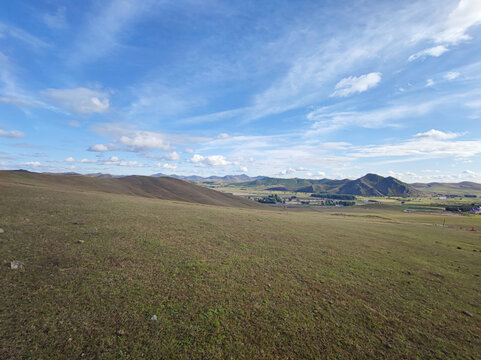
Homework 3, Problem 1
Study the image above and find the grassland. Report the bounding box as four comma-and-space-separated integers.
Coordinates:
1, 176, 481, 359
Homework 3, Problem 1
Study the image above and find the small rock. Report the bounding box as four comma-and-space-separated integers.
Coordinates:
0, 228, 4, 233
457, 246, 462, 250
385, 343, 392, 349
430, 272, 444, 278
10, 260, 25, 270
76, 240, 85, 244
462, 310, 473, 317
116, 329, 126, 336
150, 315, 158, 321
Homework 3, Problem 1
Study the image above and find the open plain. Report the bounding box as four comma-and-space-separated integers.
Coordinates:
1, 171, 480, 359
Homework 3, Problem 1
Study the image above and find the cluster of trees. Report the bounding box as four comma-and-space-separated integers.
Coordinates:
256, 194, 284, 204
317, 199, 355, 206
445, 204, 480, 212
310, 193, 356, 200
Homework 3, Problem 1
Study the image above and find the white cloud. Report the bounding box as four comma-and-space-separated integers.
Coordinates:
279, 168, 297, 176
22, 161, 41, 167
109, 156, 119, 162
426, 79, 435, 87
183, 148, 194, 154
434, 0, 481, 45
0, 127, 24, 138
408, 45, 448, 62
80, 158, 96, 163
0, 96, 38, 108
119, 161, 141, 167
217, 133, 230, 139
277, 167, 311, 176
413, 129, 462, 140
158, 163, 178, 170
189, 154, 231, 167
163, 151, 180, 161
42, 88, 110, 114
317, 171, 326, 177
330, 72, 382, 97
88, 144, 110, 152
444, 71, 460, 80
65, 157, 75, 162
321, 142, 352, 150
240, 166, 248, 173
119, 131, 170, 151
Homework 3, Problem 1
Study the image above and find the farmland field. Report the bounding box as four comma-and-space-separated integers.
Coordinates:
1, 177, 480, 359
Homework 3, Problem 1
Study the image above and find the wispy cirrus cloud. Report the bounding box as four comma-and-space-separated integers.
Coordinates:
352, 130, 481, 159
305, 101, 437, 135
408, 45, 448, 62
42, 87, 110, 114
330, 72, 382, 97
90, 123, 210, 153
413, 129, 463, 140
0, 22, 50, 49
43, 7, 67, 29
434, 0, 481, 45
0, 127, 25, 139
70, 0, 156, 64
408, 0, 481, 61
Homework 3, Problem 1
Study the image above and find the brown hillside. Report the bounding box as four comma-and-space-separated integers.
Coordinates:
0, 170, 261, 208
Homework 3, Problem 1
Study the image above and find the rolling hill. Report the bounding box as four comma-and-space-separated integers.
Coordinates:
0, 170, 260, 208
411, 181, 481, 196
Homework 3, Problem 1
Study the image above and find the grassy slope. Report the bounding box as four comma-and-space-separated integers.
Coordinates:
0, 170, 260, 208
1, 180, 480, 359
411, 182, 481, 197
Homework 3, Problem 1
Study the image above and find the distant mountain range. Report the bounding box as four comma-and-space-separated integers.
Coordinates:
41, 171, 481, 197
150, 173, 264, 183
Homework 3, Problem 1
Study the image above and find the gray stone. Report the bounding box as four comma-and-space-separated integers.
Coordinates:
10, 261, 25, 270
150, 315, 158, 321
0, 228, 4, 233
462, 310, 473, 317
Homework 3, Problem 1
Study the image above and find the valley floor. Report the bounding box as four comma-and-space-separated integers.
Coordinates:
1, 182, 480, 359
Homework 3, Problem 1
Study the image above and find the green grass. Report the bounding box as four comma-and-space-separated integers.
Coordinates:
1, 182, 480, 359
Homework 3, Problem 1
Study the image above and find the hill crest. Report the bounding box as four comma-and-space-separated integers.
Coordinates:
0, 170, 261, 208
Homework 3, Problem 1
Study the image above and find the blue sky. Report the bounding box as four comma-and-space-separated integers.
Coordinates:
1, 0, 481, 182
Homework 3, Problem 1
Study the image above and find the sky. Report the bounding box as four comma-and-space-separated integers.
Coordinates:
1, 0, 481, 183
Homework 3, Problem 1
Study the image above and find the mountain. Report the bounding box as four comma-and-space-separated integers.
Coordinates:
151, 173, 264, 183
235, 173, 421, 197
337, 174, 420, 197
0, 170, 261, 208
